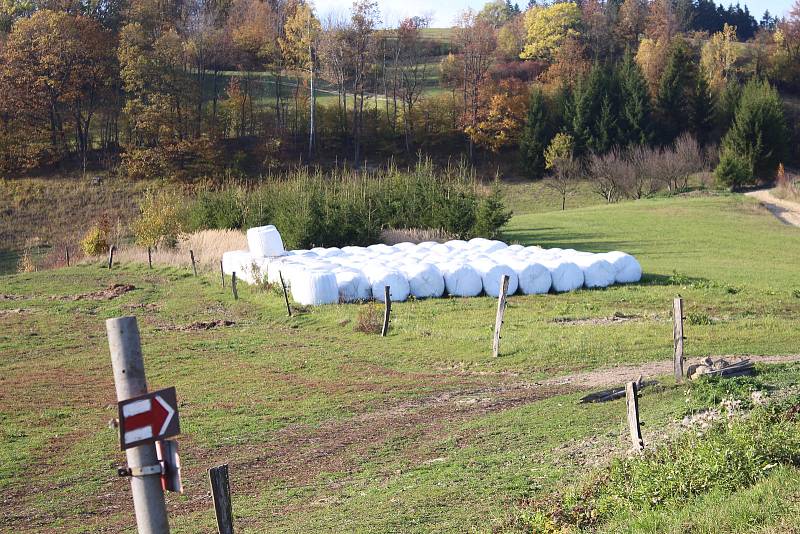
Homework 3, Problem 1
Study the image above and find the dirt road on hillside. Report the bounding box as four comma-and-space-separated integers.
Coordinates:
746, 189, 800, 227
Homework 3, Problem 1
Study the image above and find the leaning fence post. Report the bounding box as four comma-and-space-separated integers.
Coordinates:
381, 286, 391, 337
231, 272, 238, 300
673, 297, 685, 382
209, 464, 234, 534
625, 381, 644, 452
106, 316, 171, 533
220, 260, 225, 287
65, 246, 70, 267
107, 244, 116, 269
492, 274, 510, 358
190, 250, 197, 277
278, 271, 292, 317
147, 247, 152, 269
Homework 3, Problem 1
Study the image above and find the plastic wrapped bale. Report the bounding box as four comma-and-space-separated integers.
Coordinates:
429, 243, 451, 256
221, 250, 252, 276
570, 254, 616, 288
341, 246, 368, 256
289, 270, 339, 305
441, 262, 483, 297
597, 251, 642, 283
509, 260, 552, 295
507, 244, 525, 252
367, 243, 395, 255
539, 259, 584, 292
334, 269, 372, 302
444, 239, 468, 250
400, 263, 445, 299
471, 258, 519, 297
246, 225, 284, 257
361, 265, 410, 302
317, 247, 345, 258
393, 242, 417, 251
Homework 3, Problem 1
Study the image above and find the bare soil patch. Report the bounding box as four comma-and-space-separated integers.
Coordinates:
52, 283, 136, 301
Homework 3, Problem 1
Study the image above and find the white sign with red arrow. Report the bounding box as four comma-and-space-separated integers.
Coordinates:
117, 387, 180, 450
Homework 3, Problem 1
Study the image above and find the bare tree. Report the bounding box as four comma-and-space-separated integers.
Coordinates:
453, 10, 496, 162
546, 156, 583, 210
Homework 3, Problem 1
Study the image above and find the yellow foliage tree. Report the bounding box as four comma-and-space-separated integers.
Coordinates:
701, 24, 739, 94
464, 79, 527, 153
520, 2, 581, 61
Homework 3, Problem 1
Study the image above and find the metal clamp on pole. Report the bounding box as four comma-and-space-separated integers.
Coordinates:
118, 464, 164, 477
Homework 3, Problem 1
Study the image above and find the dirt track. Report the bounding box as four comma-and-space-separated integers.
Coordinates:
746, 189, 800, 227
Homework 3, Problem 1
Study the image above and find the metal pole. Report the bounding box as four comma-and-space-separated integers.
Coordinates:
106, 316, 170, 534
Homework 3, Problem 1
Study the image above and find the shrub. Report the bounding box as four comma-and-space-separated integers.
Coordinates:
132, 189, 185, 248
473, 181, 512, 239
355, 303, 383, 334
715, 149, 752, 189
80, 221, 110, 256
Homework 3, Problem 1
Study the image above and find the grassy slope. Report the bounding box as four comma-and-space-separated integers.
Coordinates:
2, 193, 800, 532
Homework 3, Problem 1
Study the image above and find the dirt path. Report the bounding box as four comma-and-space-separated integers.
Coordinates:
539, 354, 800, 389
746, 189, 800, 227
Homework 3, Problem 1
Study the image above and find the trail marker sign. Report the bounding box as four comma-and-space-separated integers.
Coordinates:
117, 387, 180, 450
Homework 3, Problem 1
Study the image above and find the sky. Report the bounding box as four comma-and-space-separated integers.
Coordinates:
312, 0, 796, 28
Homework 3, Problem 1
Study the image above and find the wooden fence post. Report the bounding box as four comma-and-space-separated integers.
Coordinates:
107, 244, 116, 269
381, 286, 391, 337
209, 464, 234, 534
231, 272, 238, 300
220, 260, 225, 287
278, 272, 292, 317
190, 250, 197, 277
625, 381, 644, 452
147, 247, 152, 269
673, 297, 685, 383
65, 246, 70, 267
492, 274, 510, 358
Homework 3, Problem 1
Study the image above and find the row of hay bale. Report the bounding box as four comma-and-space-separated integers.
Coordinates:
221, 227, 642, 306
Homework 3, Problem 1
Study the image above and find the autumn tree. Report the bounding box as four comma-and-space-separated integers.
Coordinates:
454, 9, 496, 160
616, 0, 647, 49
701, 23, 739, 95
281, 1, 321, 156
0, 10, 116, 170
394, 16, 430, 152
465, 78, 527, 153
520, 2, 581, 61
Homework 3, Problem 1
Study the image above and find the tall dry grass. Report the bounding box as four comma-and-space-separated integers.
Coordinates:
380, 227, 455, 245
113, 229, 247, 271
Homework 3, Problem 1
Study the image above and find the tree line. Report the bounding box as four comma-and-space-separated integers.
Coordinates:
0, 0, 798, 186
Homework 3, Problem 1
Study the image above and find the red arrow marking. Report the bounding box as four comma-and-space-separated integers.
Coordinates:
125, 397, 169, 434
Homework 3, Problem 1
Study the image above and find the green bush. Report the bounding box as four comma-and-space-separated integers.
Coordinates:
715, 150, 752, 189
473, 182, 512, 239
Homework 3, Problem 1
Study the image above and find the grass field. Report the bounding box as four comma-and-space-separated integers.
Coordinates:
2, 193, 800, 532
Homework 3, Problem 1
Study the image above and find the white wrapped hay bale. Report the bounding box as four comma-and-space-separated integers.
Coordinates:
290, 270, 339, 305
361, 265, 410, 302
440, 262, 483, 297
400, 263, 445, 299
570, 254, 616, 288
471, 258, 519, 297
509, 260, 552, 295
598, 251, 642, 283
246, 225, 285, 257
221, 250, 252, 276
367, 243, 395, 255
393, 242, 417, 251
444, 239, 468, 250
334, 269, 372, 302
540, 259, 584, 292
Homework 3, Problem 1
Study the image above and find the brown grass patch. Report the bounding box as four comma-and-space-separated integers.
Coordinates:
355, 302, 383, 334
111, 229, 247, 271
